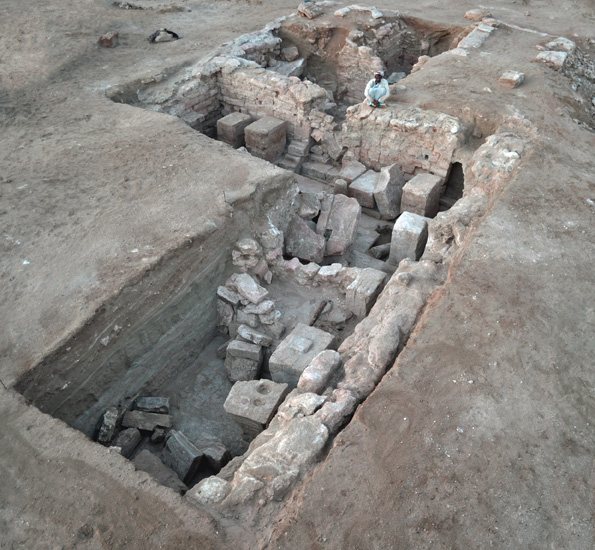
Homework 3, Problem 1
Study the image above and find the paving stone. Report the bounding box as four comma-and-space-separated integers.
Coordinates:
400, 173, 444, 217
112, 428, 141, 459
374, 164, 405, 220
245, 116, 287, 162
224, 380, 289, 437
349, 170, 378, 209
338, 160, 367, 183
226, 273, 269, 304
122, 410, 173, 432
498, 71, 526, 89
163, 430, 203, 483
346, 268, 387, 317
297, 350, 342, 394
237, 324, 273, 347
285, 215, 326, 263
269, 323, 337, 387
134, 396, 170, 414
133, 450, 188, 495
388, 212, 429, 266
217, 112, 253, 148
316, 194, 361, 256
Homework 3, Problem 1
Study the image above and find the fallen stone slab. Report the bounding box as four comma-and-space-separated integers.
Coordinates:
285, 215, 326, 263
297, 350, 342, 394
346, 268, 387, 317
217, 112, 253, 148
226, 273, 269, 304
112, 427, 141, 459
122, 411, 173, 432
316, 194, 361, 256
388, 212, 429, 266
97, 406, 124, 445
224, 379, 289, 437
269, 323, 337, 387
349, 170, 378, 209
237, 324, 273, 347
374, 164, 405, 220
163, 430, 204, 484
401, 173, 444, 218
134, 396, 170, 414
133, 450, 188, 495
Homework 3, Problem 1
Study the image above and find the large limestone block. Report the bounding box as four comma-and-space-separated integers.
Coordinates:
349, 170, 378, 209
269, 323, 336, 387
224, 380, 289, 437
285, 215, 326, 263
374, 164, 405, 220
217, 112, 252, 148
245, 116, 287, 162
163, 430, 203, 484
388, 212, 429, 266
316, 194, 361, 256
346, 268, 387, 317
400, 173, 444, 217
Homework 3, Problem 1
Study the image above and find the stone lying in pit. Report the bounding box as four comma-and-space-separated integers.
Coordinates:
134, 396, 170, 414
97, 406, 124, 445
346, 268, 387, 317
245, 116, 287, 162
297, 350, 342, 394
224, 339, 264, 382
400, 173, 444, 218
121, 410, 173, 432
111, 427, 141, 459
269, 323, 336, 387
133, 450, 188, 495
217, 112, 253, 148
224, 379, 289, 438
163, 430, 203, 484
285, 215, 326, 263
316, 194, 361, 256
237, 324, 273, 347
193, 435, 230, 470
388, 212, 429, 266
349, 170, 378, 209
374, 164, 405, 220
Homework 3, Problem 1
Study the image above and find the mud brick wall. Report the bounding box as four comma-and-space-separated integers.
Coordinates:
342, 105, 468, 176
218, 67, 328, 141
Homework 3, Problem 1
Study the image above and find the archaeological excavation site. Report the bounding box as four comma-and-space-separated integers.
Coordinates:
2, 1, 594, 548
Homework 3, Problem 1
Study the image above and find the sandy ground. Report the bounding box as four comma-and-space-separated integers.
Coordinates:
1, 0, 594, 549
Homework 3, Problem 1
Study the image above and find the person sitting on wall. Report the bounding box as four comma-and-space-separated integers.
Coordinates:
364, 71, 389, 108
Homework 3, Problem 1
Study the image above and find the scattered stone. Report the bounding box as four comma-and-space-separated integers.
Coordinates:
112, 428, 141, 458
228, 339, 264, 361
346, 268, 387, 317
133, 450, 188, 494
334, 178, 349, 195
134, 396, 170, 414
217, 285, 242, 306
226, 273, 269, 304
243, 299, 275, 315
374, 164, 405, 220
195, 436, 230, 470
401, 173, 444, 217
224, 380, 289, 437
148, 28, 180, 44
298, 1, 323, 19
281, 46, 300, 62
236, 309, 259, 328
97, 406, 124, 445
546, 37, 576, 53
260, 225, 284, 251
315, 388, 358, 433
369, 243, 391, 259
259, 308, 281, 325
187, 476, 230, 506
349, 170, 378, 209
98, 31, 119, 48
163, 430, 203, 483
151, 427, 167, 444
338, 160, 367, 184
224, 340, 263, 382
388, 212, 429, 266
245, 116, 287, 162
498, 71, 525, 89
217, 340, 230, 359
269, 323, 336, 387
297, 193, 321, 219
217, 299, 235, 328
217, 112, 253, 148
285, 215, 326, 263
237, 324, 273, 347
121, 410, 173, 432
271, 58, 305, 78
535, 51, 568, 71
297, 350, 342, 394
316, 194, 361, 256
316, 263, 343, 283
465, 8, 491, 21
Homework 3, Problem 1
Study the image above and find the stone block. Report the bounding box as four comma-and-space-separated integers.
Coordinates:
112, 427, 141, 458
316, 194, 361, 256
217, 285, 241, 306
297, 350, 342, 394
217, 299, 235, 327
281, 46, 300, 62
192, 435, 230, 470
400, 173, 444, 217
237, 325, 273, 347
187, 476, 230, 506
224, 380, 289, 437
97, 406, 124, 445
346, 268, 387, 317
135, 396, 170, 414
122, 410, 173, 432
133, 450, 188, 494
388, 212, 429, 266
226, 273, 269, 304
98, 31, 118, 48
217, 112, 253, 148
224, 352, 262, 382
163, 430, 203, 483
349, 170, 378, 209
227, 339, 263, 361
338, 160, 367, 184
334, 178, 348, 195
498, 71, 525, 89
269, 323, 336, 387
236, 309, 259, 328
245, 116, 287, 162
243, 300, 275, 315
285, 215, 326, 263
374, 164, 405, 220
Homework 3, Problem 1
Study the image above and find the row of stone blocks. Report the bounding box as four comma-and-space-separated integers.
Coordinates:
217, 112, 287, 162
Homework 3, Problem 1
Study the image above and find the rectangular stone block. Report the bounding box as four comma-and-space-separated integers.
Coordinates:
227, 339, 263, 362
245, 116, 287, 162
374, 164, 405, 220
226, 273, 269, 304
224, 353, 262, 382
122, 411, 173, 432
269, 323, 336, 387
316, 194, 361, 256
112, 427, 141, 459
346, 268, 387, 317
224, 379, 289, 437
349, 170, 378, 209
338, 160, 367, 183
388, 212, 429, 266
400, 173, 444, 217
285, 215, 326, 263
163, 430, 203, 483
237, 324, 273, 347
217, 112, 253, 148
134, 396, 170, 414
